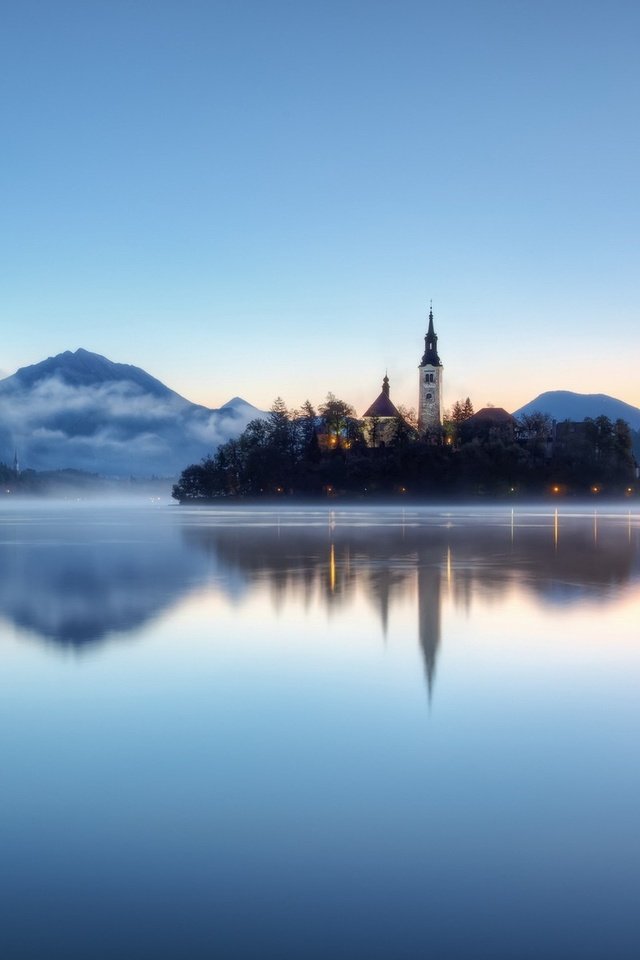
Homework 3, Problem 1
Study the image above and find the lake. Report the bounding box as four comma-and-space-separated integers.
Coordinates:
1, 502, 639, 959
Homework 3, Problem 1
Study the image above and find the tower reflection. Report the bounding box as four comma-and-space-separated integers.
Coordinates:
1, 507, 638, 702
184, 510, 640, 699
417, 560, 442, 700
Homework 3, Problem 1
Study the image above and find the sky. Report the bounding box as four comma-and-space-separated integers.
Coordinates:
1, 0, 638, 416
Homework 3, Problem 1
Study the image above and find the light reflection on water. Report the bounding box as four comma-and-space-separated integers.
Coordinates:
0, 503, 639, 959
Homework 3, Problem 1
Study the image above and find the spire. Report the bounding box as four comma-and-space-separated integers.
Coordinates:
362, 373, 401, 419
421, 302, 441, 367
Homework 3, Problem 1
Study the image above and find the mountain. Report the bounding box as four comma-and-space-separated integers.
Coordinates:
513, 391, 640, 431
6, 348, 182, 398
0, 349, 265, 477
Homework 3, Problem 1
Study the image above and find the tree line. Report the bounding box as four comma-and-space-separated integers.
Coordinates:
172, 394, 637, 501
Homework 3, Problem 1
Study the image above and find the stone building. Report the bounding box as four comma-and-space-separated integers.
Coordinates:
460, 406, 517, 442
418, 306, 443, 435
553, 419, 590, 454
361, 305, 445, 445
362, 375, 403, 447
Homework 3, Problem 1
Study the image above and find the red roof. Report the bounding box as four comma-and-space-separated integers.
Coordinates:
362, 391, 401, 419
465, 407, 515, 424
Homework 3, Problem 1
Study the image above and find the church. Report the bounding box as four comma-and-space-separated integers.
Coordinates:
361, 305, 443, 444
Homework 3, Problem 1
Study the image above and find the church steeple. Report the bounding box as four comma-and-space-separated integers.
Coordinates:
421, 304, 441, 367
382, 373, 390, 397
418, 301, 444, 436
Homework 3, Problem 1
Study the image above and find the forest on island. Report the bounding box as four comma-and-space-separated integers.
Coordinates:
172, 395, 638, 501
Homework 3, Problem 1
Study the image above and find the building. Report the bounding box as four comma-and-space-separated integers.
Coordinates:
418, 305, 443, 435
553, 419, 590, 454
361, 374, 403, 446
360, 304, 444, 445
460, 406, 517, 442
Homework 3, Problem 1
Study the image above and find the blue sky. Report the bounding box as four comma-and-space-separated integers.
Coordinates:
2, 0, 638, 415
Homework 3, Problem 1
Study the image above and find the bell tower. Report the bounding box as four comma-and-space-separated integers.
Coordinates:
418, 303, 443, 436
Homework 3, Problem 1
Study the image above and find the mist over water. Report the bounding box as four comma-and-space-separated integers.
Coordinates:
1, 503, 639, 959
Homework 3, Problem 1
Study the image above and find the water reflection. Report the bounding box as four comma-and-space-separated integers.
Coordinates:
184, 510, 640, 696
2, 508, 639, 698
0, 509, 206, 646
2, 505, 639, 960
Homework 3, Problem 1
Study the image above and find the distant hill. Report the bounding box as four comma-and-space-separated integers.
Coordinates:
0, 349, 265, 477
513, 391, 640, 431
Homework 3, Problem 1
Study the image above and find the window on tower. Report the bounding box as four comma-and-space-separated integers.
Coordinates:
426, 392, 433, 400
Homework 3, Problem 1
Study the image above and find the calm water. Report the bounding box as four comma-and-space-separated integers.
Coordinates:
1, 502, 639, 959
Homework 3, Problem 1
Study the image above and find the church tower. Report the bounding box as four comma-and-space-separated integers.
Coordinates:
418, 304, 443, 435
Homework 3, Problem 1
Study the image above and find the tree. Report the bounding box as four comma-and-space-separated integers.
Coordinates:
551, 416, 635, 491
517, 411, 553, 466
449, 400, 464, 424
614, 418, 632, 456
305, 429, 322, 464
396, 405, 418, 430
444, 397, 474, 446
450, 398, 474, 424
367, 414, 382, 448
172, 457, 222, 501
269, 397, 289, 429
390, 413, 418, 447
295, 400, 319, 456
518, 411, 553, 440
319, 393, 356, 444
268, 397, 294, 456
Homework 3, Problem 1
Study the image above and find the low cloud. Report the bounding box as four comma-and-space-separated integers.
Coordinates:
0, 374, 263, 476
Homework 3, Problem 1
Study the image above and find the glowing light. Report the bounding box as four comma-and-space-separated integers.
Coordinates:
329, 543, 336, 593
591, 485, 600, 494
552, 485, 560, 494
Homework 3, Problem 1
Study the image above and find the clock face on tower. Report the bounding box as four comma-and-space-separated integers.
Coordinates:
419, 364, 441, 433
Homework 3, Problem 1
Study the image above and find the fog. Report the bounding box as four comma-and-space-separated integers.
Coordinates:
1, 502, 638, 652
0, 373, 259, 475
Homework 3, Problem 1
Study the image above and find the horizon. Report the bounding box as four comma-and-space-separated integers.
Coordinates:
2, 2, 638, 413
1, 344, 639, 419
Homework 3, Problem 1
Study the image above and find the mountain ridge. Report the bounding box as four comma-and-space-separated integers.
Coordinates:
2, 352, 638, 477
5, 348, 201, 406
512, 390, 640, 431
0, 348, 264, 477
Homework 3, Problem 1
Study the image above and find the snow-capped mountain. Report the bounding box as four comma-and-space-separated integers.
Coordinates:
0, 349, 265, 476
